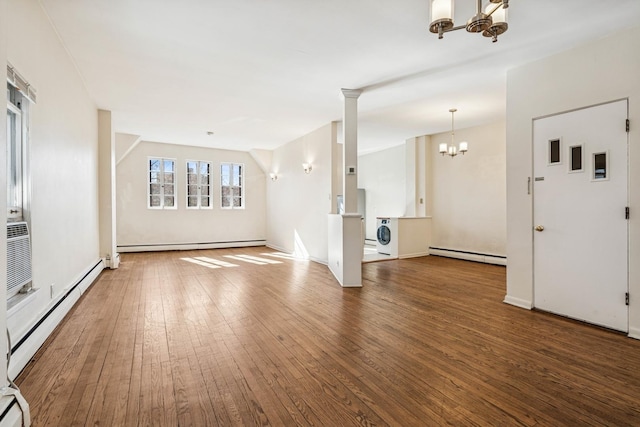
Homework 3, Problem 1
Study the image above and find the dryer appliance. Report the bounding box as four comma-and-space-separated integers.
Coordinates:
376, 217, 395, 255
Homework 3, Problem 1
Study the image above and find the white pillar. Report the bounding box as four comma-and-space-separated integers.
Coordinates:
327, 89, 363, 287
98, 110, 119, 269
341, 89, 362, 214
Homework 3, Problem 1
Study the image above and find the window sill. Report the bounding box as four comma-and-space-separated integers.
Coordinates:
7, 288, 40, 319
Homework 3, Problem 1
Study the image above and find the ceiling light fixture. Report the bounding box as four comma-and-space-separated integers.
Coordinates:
439, 108, 468, 158
269, 172, 278, 181
302, 163, 312, 174
429, 0, 509, 43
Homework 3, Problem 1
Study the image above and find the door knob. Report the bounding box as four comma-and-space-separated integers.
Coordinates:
535, 225, 544, 232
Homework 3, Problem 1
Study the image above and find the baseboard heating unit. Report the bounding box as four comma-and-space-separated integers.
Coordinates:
429, 247, 506, 266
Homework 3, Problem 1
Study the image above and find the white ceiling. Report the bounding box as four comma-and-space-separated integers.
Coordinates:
39, 0, 640, 154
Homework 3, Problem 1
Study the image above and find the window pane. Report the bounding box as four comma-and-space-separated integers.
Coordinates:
594, 152, 607, 179
149, 159, 161, 172
221, 186, 230, 198
150, 195, 161, 207
232, 165, 242, 186
149, 183, 161, 195
164, 160, 174, 172
164, 184, 174, 195
221, 163, 230, 176
200, 162, 210, 175
164, 196, 175, 207
200, 174, 209, 185
571, 146, 582, 171
222, 196, 231, 208
232, 187, 241, 197
233, 196, 242, 208
201, 196, 210, 207
187, 173, 198, 184
187, 196, 198, 207
201, 185, 210, 196
164, 172, 174, 183
7, 110, 20, 208
187, 184, 198, 196
549, 139, 560, 164
187, 161, 197, 173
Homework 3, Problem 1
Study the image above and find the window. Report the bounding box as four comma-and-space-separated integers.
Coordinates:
593, 151, 608, 181
186, 160, 211, 209
220, 163, 243, 209
148, 158, 176, 209
569, 145, 583, 173
7, 82, 30, 221
548, 138, 561, 165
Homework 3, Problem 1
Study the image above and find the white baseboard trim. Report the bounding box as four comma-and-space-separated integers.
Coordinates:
118, 240, 266, 252
503, 295, 533, 310
429, 247, 507, 266
8, 259, 105, 380
398, 251, 429, 259
0, 395, 25, 427
628, 327, 640, 340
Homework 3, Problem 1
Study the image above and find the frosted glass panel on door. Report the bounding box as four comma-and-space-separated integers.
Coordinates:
594, 152, 607, 180
570, 145, 583, 172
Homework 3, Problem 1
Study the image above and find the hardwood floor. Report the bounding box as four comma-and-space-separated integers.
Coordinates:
15, 247, 640, 426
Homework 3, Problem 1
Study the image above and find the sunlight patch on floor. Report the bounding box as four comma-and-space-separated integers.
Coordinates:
194, 257, 239, 268
224, 255, 268, 265
180, 258, 222, 269
235, 254, 282, 264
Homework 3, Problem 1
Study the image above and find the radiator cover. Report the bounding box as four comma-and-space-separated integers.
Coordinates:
7, 221, 32, 297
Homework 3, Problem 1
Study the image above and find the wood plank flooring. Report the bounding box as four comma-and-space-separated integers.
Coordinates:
15, 247, 640, 426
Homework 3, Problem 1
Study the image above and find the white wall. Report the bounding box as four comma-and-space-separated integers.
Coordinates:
267, 123, 335, 263
1, 0, 9, 389
431, 121, 506, 256
505, 26, 640, 337
5, 0, 100, 369
358, 144, 406, 240
116, 140, 266, 249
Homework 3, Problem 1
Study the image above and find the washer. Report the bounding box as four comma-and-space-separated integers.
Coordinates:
376, 218, 392, 255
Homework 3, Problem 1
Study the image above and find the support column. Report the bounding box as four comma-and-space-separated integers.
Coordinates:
327, 89, 363, 288
98, 110, 119, 269
342, 89, 362, 214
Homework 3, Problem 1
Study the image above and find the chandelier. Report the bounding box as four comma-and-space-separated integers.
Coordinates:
429, 0, 509, 43
439, 109, 468, 157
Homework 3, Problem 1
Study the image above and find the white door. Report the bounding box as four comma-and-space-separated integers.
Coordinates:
533, 100, 628, 332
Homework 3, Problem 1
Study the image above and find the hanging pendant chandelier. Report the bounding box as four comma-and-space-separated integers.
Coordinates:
429, 0, 509, 43
439, 109, 468, 158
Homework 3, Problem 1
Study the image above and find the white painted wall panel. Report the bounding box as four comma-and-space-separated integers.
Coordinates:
431, 121, 506, 256
506, 26, 640, 337
267, 123, 334, 263
6, 0, 100, 339
116, 141, 266, 248
358, 144, 406, 241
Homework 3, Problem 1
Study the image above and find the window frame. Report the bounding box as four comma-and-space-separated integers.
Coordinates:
220, 162, 244, 209
186, 160, 213, 210
147, 157, 177, 209
7, 83, 31, 222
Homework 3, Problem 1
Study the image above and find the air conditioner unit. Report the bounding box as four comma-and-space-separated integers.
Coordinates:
7, 221, 33, 298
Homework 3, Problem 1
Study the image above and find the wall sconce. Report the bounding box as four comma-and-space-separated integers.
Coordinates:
302, 163, 312, 174
269, 173, 278, 181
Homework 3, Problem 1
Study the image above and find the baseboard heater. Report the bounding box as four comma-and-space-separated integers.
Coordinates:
429, 247, 506, 266
10, 259, 103, 357
118, 239, 266, 253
